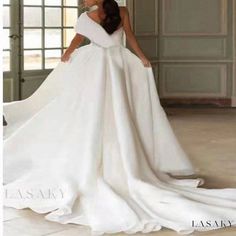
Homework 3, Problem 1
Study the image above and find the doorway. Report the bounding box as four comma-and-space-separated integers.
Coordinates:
3, 0, 80, 101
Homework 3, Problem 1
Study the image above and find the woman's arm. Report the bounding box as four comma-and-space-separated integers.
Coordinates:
61, 33, 85, 62
121, 7, 151, 67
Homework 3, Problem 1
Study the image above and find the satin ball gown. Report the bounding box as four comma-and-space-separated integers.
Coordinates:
3, 10, 236, 236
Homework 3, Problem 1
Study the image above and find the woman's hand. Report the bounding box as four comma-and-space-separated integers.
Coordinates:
60, 34, 84, 63
61, 51, 71, 62
140, 56, 152, 68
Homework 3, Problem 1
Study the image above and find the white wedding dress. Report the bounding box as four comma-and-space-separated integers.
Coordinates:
3, 11, 236, 235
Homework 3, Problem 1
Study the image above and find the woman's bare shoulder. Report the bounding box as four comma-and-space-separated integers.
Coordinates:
119, 6, 129, 17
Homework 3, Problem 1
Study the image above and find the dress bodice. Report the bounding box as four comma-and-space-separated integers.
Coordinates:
74, 11, 124, 48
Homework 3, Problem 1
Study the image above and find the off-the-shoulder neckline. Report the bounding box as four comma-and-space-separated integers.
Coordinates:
84, 11, 124, 33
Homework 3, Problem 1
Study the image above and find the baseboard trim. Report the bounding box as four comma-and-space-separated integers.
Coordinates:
160, 98, 232, 107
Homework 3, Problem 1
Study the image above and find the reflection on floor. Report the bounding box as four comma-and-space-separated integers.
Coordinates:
3, 108, 236, 236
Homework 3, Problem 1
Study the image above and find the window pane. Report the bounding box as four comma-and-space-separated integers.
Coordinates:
63, 28, 74, 47
64, 0, 78, 6
24, 0, 42, 5
45, 50, 61, 69
3, 29, 10, 50
3, 0, 10, 5
24, 7, 42, 27
45, 0, 61, 6
63, 8, 78, 27
3, 6, 10, 27
24, 50, 42, 70
3, 51, 10, 72
45, 8, 61, 27
24, 29, 42, 49
45, 29, 61, 48
116, 0, 126, 6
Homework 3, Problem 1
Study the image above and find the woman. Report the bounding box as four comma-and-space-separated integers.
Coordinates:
3, 0, 236, 235
61, 0, 151, 67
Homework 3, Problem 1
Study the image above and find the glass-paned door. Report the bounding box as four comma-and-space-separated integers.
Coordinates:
3, 0, 20, 101
3, 0, 11, 72
23, 0, 79, 70
3, 0, 80, 101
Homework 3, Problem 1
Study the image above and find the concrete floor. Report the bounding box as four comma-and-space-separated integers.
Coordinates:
3, 108, 236, 236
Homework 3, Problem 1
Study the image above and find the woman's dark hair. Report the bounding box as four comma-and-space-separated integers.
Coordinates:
101, 0, 121, 34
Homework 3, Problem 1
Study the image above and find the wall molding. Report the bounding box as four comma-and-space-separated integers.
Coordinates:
151, 60, 233, 63
161, 0, 228, 36
160, 64, 227, 98
232, 0, 236, 107
161, 98, 231, 107
133, 0, 158, 35
162, 37, 227, 58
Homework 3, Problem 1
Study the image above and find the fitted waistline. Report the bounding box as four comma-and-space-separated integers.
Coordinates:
89, 42, 124, 50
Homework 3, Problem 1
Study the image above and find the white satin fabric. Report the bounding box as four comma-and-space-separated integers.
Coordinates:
3, 11, 236, 235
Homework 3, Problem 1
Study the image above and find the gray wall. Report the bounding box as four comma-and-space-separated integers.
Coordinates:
127, 0, 236, 107
233, 0, 236, 106
3, 0, 236, 107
